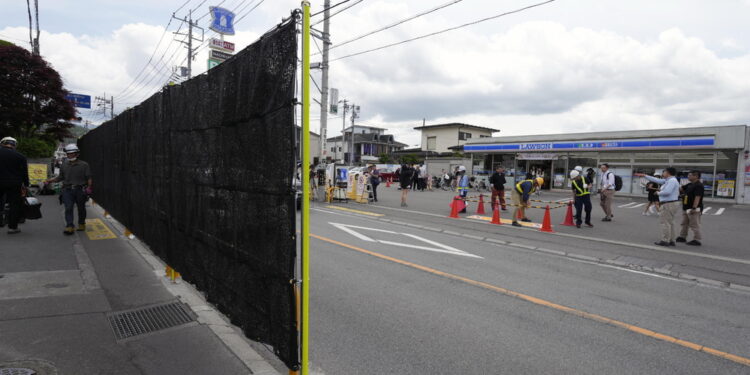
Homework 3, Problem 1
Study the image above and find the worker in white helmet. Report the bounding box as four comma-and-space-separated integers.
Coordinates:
45, 144, 93, 235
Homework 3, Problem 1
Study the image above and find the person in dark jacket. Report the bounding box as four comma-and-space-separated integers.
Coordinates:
399, 164, 414, 207
489, 165, 507, 211
0, 137, 28, 234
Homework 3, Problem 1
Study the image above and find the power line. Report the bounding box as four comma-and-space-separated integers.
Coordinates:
327, 0, 466, 53
311, 0, 350, 17
312, 0, 364, 26
330, 0, 556, 62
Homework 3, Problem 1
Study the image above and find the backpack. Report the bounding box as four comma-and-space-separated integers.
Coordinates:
611, 172, 623, 191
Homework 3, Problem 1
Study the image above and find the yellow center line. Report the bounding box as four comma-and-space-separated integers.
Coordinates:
324, 206, 384, 217
310, 232, 750, 368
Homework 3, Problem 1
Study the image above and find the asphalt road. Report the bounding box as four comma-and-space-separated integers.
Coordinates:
301, 190, 750, 374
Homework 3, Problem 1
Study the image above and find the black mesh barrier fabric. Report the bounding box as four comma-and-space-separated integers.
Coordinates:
79, 20, 299, 369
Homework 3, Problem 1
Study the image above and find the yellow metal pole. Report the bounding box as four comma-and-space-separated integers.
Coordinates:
300, 2, 311, 375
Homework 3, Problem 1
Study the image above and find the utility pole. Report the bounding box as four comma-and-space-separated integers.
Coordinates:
95, 94, 113, 120
33, 0, 40, 55
173, 10, 204, 79
340, 100, 348, 163
319, 0, 331, 165
350, 104, 360, 165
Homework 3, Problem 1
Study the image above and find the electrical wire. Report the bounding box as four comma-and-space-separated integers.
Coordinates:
311, 0, 350, 17
328, 0, 466, 52
131, 0, 264, 104
330, 0, 556, 62
312, 0, 363, 26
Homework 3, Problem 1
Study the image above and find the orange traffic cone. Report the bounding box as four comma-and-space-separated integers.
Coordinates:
386, 178, 391, 188
561, 200, 575, 226
476, 194, 486, 215
491, 203, 502, 225
448, 197, 460, 218
540, 205, 554, 233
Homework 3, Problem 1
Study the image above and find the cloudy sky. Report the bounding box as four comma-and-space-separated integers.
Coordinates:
2, 0, 749, 147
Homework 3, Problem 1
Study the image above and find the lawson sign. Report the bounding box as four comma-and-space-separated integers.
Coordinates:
465, 137, 716, 152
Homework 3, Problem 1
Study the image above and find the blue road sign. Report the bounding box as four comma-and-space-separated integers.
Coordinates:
65, 93, 91, 109
209, 6, 236, 35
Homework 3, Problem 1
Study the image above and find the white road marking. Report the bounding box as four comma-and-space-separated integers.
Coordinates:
329, 222, 482, 259
713, 208, 725, 215
702, 207, 712, 214
632, 203, 646, 208
618, 202, 638, 208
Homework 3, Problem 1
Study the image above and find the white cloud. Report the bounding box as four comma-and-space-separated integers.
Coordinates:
3, 0, 748, 141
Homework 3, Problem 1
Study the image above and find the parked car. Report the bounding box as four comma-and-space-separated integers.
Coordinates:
378, 168, 399, 182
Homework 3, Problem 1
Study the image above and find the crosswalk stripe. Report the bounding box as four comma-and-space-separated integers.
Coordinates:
702, 207, 712, 214
618, 202, 637, 208
632, 203, 645, 208
713, 208, 725, 215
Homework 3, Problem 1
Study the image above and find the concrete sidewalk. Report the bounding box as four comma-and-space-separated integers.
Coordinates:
0, 195, 282, 375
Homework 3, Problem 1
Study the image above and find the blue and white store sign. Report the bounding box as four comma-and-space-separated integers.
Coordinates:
464, 137, 716, 152
209, 6, 235, 35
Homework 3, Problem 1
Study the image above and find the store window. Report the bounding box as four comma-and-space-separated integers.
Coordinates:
715, 151, 739, 199
568, 154, 598, 186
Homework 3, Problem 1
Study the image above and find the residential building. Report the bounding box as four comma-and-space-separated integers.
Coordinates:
295, 126, 321, 164
414, 123, 498, 154
327, 125, 407, 164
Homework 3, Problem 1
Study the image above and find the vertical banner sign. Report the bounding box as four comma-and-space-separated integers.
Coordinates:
329, 88, 338, 114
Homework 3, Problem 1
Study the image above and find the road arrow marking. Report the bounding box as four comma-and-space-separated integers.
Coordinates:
329, 222, 482, 259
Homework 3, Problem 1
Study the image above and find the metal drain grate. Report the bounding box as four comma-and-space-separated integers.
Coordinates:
107, 301, 196, 340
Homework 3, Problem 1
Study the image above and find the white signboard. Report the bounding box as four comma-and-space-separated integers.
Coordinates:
209, 38, 235, 52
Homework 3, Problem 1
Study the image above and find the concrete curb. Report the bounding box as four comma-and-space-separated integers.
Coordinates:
91, 204, 282, 375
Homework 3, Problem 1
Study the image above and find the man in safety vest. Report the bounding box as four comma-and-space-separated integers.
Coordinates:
570, 170, 594, 228
456, 166, 469, 213
511, 177, 543, 227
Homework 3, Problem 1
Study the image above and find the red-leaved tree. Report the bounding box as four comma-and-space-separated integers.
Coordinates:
0, 41, 75, 141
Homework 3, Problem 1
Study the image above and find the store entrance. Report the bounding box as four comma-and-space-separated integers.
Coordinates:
515, 159, 553, 190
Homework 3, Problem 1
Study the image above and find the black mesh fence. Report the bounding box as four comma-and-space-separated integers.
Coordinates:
79, 19, 299, 369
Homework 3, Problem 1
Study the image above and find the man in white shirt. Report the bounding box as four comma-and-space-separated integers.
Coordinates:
598, 163, 616, 221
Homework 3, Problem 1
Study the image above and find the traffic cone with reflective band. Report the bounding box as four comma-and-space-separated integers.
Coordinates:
448, 197, 461, 218
540, 205, 554, 233
476, 194, 486, 215
491, 202, 502, 225
561, 200, 575, 226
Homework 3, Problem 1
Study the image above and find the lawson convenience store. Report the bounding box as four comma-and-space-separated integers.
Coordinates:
464, 125, 750, 204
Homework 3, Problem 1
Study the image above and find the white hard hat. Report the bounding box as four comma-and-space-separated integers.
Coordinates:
64, 144, 80, 153
574, 165, 583, 172
570, 170, 580, 179
458, 166, 466, 172
1, 136, 17, 145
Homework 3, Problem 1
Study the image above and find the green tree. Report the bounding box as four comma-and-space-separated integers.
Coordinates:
399, 154, 422, 165
0, 42, 75, 141
16, 137, 56, 158
377, 153, 393, 164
